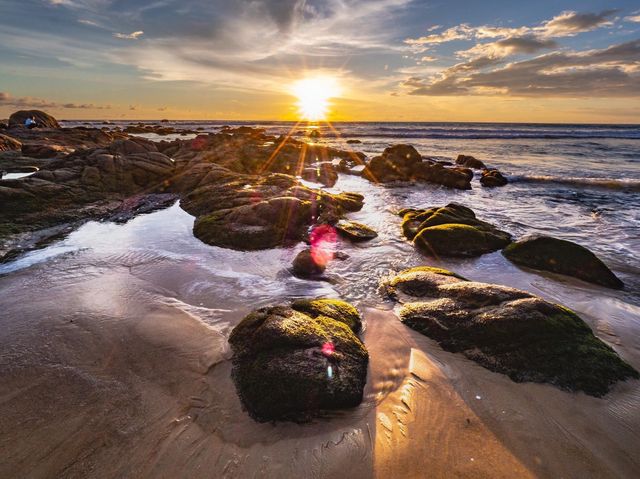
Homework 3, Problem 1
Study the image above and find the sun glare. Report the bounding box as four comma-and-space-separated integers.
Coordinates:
291, 76, 341, 121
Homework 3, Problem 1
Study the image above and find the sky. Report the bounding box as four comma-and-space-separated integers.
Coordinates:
1, 0, 639, 122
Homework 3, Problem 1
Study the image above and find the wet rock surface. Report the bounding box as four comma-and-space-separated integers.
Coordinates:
481, 168, 508, 187
229, 299, 368, 422
384, 267, 638, 396
400, 203, 512, 257
503, 235, 624, 289
362, 144, 472, 190
334, 220, 378, 241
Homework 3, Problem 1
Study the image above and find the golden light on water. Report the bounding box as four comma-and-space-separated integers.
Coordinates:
291, 76, 341, 121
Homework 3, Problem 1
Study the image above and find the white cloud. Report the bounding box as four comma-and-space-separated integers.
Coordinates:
113, 30, 144, 40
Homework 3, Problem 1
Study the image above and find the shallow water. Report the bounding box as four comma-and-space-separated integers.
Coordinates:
2, 121, 640, 477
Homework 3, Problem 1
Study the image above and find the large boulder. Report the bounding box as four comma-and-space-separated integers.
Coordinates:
8, 110, 60, 129
400, 203, 512, 257
503, 235, 624, 289
384, 267, 638, 396
229, 300, 369, 421
362, 144, 471, 190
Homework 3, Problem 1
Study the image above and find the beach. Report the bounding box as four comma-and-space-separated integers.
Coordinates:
0, 120, 639, 478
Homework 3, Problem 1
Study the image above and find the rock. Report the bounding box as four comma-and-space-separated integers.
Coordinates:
456, 154, 486, 169
362, 144, 471, 190
292, 248, 326, 278
401, 203, 512, 257
503, 235, 624, 289
21, 143, 71, 159
384, 267, 638, 396
335, 221, 378, 241
0, 134, 21, 152
8, 110, 60, 129
229, 301, 368, 422
308, 129, 321, 138
291, 298, 362, 332
193, 196, 312, 250
346, 139, 362, 144
480, 169, 508, 187
300, 165, 338, 187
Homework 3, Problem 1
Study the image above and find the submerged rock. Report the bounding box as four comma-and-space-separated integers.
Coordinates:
362, 144, 471, 190
384, 267, 638, 396
229, 300, 368, 422
335, 220, 378, 242
480, 168, 508, 187
8, 110, 60, 129
400, 203, 512, 257
456, 154, 486, 169
503, 235, 624, 289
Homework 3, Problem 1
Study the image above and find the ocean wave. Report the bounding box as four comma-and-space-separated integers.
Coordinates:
510, 175, 640, 192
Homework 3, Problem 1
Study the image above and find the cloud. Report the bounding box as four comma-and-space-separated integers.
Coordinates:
0, 91, 110, 109
405, 9, 618, 47
113, 30, 144, 40
625, 14, 640, 23
540, 10, 617, 37
406, 40, 640, 98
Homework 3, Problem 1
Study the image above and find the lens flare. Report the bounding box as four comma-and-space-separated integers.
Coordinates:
309, 224, 337, 267
291, 76, 341, 121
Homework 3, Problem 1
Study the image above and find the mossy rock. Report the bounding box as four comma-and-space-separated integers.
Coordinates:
291, 249, 325, 279
229, 303, 368, 422
291, 298, 362, 332
414, 223, 511, 257
386, 267, 638, 397
335, 221, 378, 242
503, 235, 623, 289
401, 204, 511, 257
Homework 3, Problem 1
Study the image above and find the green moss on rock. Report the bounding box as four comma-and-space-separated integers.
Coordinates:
291, 298, 362, 332
387, 267, 638, 397
503, 235, 624, 289
229, 301, 368, 422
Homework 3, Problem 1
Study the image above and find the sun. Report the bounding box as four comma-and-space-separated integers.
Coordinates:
291, 76, 341, 121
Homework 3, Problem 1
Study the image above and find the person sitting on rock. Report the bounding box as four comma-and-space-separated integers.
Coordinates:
25, 117, 37, 129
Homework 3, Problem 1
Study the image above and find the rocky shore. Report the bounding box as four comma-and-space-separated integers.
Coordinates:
0, 110, 636, 423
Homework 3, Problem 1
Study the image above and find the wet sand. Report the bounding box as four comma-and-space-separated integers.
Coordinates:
1, 256, 638, 478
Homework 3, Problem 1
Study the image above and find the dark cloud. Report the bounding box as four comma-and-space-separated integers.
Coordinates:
494, 36, 557, 54
0, 92, 110, 109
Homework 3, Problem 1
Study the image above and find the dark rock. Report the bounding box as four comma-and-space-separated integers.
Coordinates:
335, 221, 378, 241
229, 301, 368, 422
292, 248, 326, 278
21, 143, 71, 159
8, 110, 60, 129
480, 169, 508, 187
456, 154, 486, 169
362, 144, 471, 190
503, 235, 624, 289
300, 165, 338, 187
346, 139, 362, 144
401, 203, 511, 257
0, 134, 21, 152
384, 267, 638, 396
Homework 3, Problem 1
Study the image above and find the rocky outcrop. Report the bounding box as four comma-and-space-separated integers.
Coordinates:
400, 203, 512, 257
229, 299, 368, 421
384, 267, 638, 396
503, 235, 624, 289
362, 145, 472, 190
8, 110, 60, 129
